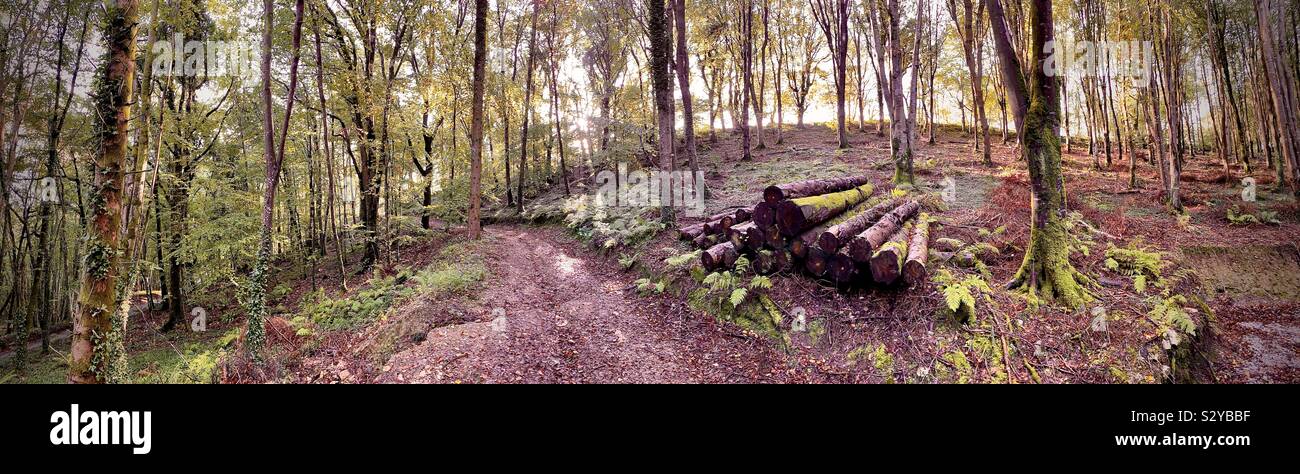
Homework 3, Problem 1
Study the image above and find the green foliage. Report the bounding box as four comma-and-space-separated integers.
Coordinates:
1149, 294, 1196, 339
689, 256, 786, 341
634, 277, 667, 295
1226, 206, 1281, 226
1104, 242, 1165, 292
618, 252, 639, 271
130, 345, 224, 384
665, 249, 702, 272
294, 245, 488, 334
563, 195, 665, 250
934, 269, 992, 323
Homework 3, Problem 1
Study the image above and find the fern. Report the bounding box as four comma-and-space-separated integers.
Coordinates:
729, 288, 748, 308
665, 250, 702, 271
935, 270, 991, 323
1105, 242, 1165, 292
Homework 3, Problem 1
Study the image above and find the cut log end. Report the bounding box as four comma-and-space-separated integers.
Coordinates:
701, 242, 739, 271
804, 248, 830, 278
829, 252, 857, 284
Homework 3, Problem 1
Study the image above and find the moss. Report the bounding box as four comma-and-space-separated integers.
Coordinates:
806, 319, 826, 346
846, 345, 871, 366
1109, 366, 1130, 383
871, 344, 895, 381
1007, 89, 1093, 309
788, 184, 876, 222
1008, 212, 1095, 309
939, 351, 973, 384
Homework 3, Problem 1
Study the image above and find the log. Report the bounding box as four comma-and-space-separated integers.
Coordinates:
702, 216, 731, 236
753, 202, 777, 228
728, 221, 757, 251
868, 222, 912, 285
774, 183, 876, 237
746, 224, 768, 250
847, 200, 920, 263
701, 241, 739, 271
755, 249, 791, 275
817, 197, 905, 253
828, 250, 858, 284
804, 247, 831, 278
682, 207, 753, 240
763, 175, 873, 204
903, 215, 931, 285
693, 232, 718, 250
762, 224, 785, 250
789, 224, 823, 260
678, 222, 706, 241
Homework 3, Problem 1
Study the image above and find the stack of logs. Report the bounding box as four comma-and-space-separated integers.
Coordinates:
679, 175, 932, 287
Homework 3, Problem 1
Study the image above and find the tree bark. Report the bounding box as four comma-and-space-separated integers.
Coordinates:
70, 0, 139, 384
469, 0, 487, 239
774, 183, 875, 237
847, 199, 919, 263
762, 175, 873, 203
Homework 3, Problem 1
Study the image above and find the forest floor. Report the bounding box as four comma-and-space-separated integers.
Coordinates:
3, 123, 1297, 384
368, 226, 813, 383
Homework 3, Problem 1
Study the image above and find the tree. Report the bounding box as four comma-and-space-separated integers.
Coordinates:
946, 0, 992, 166
469, 0, 487, 239
246, 0, 306, 358
517, 2, 540, 213
987, 0, 1092, 308
649, 0, 676, 223
882, 0, 915, 184
69, 0, 139, 384
1255, 0, 1300, 194
737, 0, 755, 161
811, 0, 850, 148
674, 0, 699, 171
785, 4, 824, 129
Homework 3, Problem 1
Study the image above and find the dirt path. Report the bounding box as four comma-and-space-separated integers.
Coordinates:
376, 225, 810, 384
0, 329, 70, 365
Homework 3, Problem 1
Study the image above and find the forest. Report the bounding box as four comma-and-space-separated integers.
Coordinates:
1, 0, 1297, 384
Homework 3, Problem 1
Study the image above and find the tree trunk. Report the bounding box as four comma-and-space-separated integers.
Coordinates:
70, 0, 139, 384
847, 199, 919, 263
818, 197, 904, 253
989, 0, 1092, 308
869, 222, 911, 285
649, 0, 677, 223
903, 215, 931, 284
673, 0, 698, 173
469, 0, 487, 239
246, 0, 305, 358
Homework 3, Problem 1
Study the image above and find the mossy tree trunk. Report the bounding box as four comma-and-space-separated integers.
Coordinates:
70, 0, 139, 384
989, 0, 1092, 309
247, 0, 305, 358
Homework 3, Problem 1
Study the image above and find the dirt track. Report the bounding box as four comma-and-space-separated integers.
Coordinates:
376, 225, 811, 384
